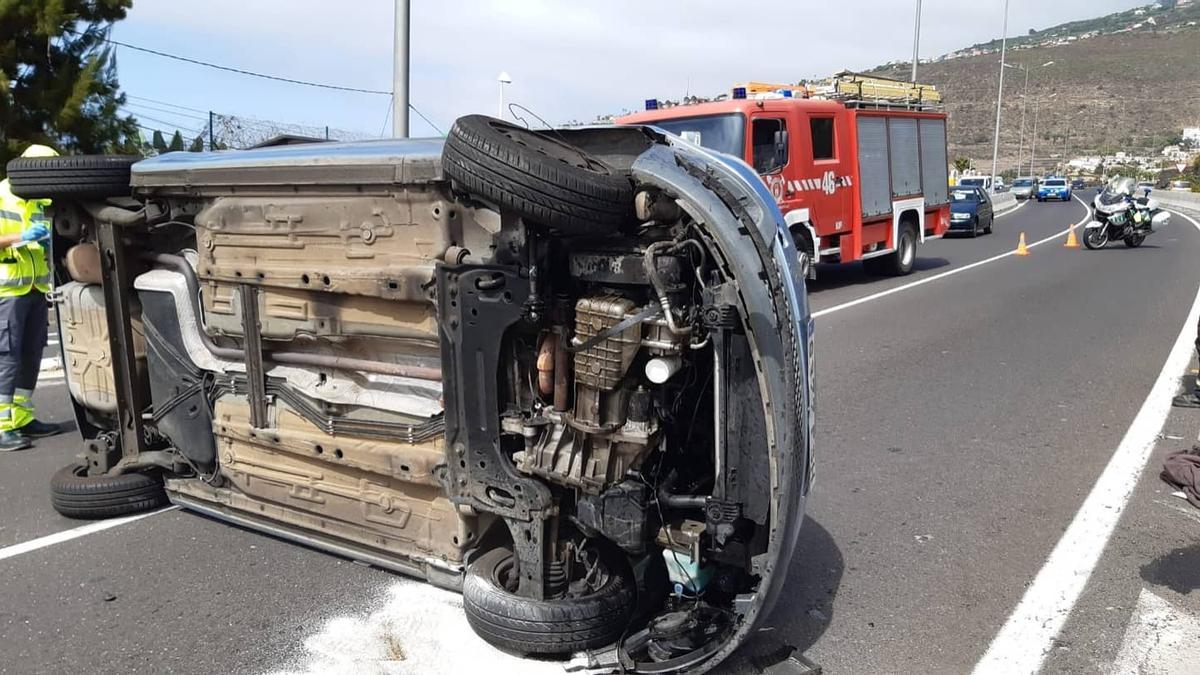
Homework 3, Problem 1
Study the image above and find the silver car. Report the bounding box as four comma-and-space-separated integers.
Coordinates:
1010, 176, 1038, 200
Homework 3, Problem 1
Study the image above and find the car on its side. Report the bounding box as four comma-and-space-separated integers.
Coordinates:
6, 116, 814, 674
1170, 180, 1193, 192
1037, 177, 1072, 202
1011, 176, 1038, 200
949, 186, 995, 237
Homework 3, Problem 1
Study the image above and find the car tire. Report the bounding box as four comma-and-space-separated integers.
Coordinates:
969, 218, 979, 238
442, 115, 633, 236
461, 547, 635, 655
49, 463, 167, 519
983, 217, 994, 235
6, 155, 137, 201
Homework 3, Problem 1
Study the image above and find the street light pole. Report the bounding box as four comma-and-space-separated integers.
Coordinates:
1029, 92, 1057, 176
392, 0, 410, 138
911, 0, 923, 83
497, 71, 512, 120
1029, 99, 1040, 176
988, 0, 1010, 192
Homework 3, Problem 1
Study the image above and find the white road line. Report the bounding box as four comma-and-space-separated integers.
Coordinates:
973, 209, 1200, 675
0, 506, 178, 562
813, 195, 1091, 319
39, 356, 61, 372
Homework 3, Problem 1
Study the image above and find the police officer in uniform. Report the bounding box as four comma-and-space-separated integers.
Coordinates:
0, 144, 63, 451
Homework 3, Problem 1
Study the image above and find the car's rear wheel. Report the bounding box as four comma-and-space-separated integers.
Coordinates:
49, 463, 167, 519
6, 155, 137, 201
983, 216, 994, 235
441, 115, 633, 236
461, 546, 635, 655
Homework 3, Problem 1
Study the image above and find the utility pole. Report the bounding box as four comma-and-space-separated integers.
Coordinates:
911, 0, 923, 83
393, 0, 410, 138
208, 111, 215, 151
1016, 67, 1029, 176
989, 0, 1010, 192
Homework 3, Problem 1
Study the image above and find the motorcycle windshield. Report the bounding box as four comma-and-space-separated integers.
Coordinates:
1099, 177, 1136, 207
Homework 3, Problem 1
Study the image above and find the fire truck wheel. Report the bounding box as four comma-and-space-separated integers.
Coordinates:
442, 115, 633, 236
865, 222, 917, 276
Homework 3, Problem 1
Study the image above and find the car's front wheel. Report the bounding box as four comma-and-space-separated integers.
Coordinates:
462, 546, 635, 655
50, 464, 167, 519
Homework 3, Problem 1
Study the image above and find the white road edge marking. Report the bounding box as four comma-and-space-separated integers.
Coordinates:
813, 194, 1090, 318
0, 506, 178, 562
973, 209, 1200, 675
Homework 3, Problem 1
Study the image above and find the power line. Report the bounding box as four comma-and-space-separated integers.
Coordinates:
122, 109, 202, 136
83, 29, 391, 95
379, 95, 393, 138
122, 100, 208, 122
125, 94, 209, 114
408, 103, 443, 136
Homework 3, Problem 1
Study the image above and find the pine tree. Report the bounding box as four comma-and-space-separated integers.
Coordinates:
168, 130, 185, 152
152, 130, 168, 154
188, 134, 205, 152
0, 1, 143, 167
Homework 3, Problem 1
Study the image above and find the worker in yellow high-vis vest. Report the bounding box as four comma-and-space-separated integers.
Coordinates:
0, 144, 63, 451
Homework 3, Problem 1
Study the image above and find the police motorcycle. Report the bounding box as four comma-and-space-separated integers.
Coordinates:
1083, 176, 1171, 249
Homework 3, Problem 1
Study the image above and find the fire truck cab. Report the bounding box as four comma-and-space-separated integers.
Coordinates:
618, 78, 951, 278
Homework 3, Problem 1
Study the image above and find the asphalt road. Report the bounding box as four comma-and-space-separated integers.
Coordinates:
3, 193, 1200, 674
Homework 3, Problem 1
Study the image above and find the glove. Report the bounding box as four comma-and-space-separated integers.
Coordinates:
20, 224, 49, 242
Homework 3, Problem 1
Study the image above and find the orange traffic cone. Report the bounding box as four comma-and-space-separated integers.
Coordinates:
1016, 232, 1030, 256
1064, 223, 1080, 249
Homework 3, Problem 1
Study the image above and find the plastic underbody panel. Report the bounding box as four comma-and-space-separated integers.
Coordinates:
119, 143, 497, 583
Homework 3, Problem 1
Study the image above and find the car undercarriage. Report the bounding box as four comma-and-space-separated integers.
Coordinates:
10, 117, 812, 673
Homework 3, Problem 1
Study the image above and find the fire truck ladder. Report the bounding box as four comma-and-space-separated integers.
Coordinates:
825, 71, 943, 111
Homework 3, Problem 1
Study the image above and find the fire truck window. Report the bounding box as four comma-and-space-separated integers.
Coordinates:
810, 118, 835, 160
752, 118, 787, 174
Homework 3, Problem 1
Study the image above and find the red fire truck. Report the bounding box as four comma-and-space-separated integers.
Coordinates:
618, 74, 951, 278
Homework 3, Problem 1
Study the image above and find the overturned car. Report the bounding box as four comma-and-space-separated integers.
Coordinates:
7, 116, 813, 672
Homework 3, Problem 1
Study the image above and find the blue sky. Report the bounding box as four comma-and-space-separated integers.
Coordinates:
108, 0, 1146, 140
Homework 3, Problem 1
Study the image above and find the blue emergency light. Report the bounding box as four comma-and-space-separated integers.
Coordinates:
645, 99, 659, 111
732, 87, 746, 100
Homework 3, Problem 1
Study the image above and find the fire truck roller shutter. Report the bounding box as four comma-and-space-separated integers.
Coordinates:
857, 117, 891, 219
888, 118, 921, 198
919, 118, 949, 207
